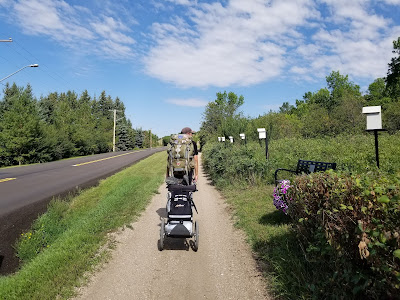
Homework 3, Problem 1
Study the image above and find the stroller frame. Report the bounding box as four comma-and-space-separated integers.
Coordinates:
159, 181, 199, 251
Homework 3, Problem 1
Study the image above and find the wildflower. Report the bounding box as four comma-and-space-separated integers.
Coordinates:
272, 180, 291, 214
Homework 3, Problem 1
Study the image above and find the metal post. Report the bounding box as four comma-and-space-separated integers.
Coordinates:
265, 132, 269, 160
374, 130, 379, 168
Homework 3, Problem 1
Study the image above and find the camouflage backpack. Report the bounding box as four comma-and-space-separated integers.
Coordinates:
167, 134, 195, 178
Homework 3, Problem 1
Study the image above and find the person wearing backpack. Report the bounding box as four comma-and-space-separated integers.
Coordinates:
166, 127, 198, 184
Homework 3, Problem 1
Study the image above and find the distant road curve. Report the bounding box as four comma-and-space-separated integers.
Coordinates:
0, 147, 165, 275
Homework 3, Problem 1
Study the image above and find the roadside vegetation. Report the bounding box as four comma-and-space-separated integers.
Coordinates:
0, 151, 166, 299
0, 87, 159, 167
200, 37, 400, 299
202, 139, 400, 299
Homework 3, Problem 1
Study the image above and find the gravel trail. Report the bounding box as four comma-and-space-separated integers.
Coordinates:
75, 155, 270, 300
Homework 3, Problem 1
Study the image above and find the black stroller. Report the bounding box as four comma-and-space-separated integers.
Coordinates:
159, 176, 199, 251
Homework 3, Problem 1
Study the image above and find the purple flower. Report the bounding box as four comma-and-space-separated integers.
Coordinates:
272, 179, 291, 214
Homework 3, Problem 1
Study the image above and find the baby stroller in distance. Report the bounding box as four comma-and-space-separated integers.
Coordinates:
159, 175, 199, 251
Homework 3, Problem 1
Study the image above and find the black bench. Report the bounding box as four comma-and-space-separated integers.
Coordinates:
274, 159, 336, 185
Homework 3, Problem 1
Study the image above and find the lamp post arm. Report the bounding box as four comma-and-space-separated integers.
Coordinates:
0, 64, 39, 83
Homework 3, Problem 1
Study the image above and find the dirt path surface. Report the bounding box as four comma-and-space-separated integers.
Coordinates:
75, 155, 270, 300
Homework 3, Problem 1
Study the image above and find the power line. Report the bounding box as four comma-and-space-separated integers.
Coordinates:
1, 36, 83, 96
12, 39, 74, 93
13, 39, 73, 88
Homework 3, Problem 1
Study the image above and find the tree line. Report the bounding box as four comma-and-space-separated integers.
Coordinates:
199, 37, 400, 144
0, 83, 158, 167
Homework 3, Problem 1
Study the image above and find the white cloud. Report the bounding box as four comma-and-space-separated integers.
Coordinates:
166, 0, 196, 5
0, 0, 12, 6
10, 0, 135, 59
13, 0, 93, 41
91, 16, 135, 45
380, 0, 400, 4
144, 0, 318, 88
166, 98, 208, 107
298, 1, 397, 80
144, 0, 399, 88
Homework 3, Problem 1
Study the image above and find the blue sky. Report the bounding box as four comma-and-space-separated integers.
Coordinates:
0, 0, 399, 137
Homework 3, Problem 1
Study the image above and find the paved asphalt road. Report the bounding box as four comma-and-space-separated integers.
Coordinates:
0, 148, 165, 275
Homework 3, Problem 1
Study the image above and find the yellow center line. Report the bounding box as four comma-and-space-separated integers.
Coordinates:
0, 177, 16, 183
72, 150, 146, 167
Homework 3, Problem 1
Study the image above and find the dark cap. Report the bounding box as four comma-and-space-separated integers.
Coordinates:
181, 127, 194, 134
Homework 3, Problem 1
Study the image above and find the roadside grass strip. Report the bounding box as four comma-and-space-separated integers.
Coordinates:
0, 152, 166, 300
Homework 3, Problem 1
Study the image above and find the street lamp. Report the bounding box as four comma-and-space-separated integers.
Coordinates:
0, 64, 39, 82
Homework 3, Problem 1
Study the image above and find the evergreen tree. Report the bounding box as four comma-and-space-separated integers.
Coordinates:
116, 123, 132, 151
134, 127, 145, 148
0, 84, 44, 165
386, 37, 400, 100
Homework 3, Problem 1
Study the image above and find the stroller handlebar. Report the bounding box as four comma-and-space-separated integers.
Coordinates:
167, 183, 197, 192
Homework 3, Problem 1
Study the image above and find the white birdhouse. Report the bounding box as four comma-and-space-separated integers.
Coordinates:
257, 128, 266, 139
362, 106, 382, 130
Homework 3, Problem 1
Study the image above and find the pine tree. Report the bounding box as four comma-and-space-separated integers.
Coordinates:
116, 123, 132, 151
0, 84, 44, 165
134, 127, 145, 148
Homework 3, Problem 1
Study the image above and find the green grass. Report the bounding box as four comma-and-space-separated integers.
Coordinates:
203, 133, 400, 299
0, 151, 166, 300
222, 183, 312, 299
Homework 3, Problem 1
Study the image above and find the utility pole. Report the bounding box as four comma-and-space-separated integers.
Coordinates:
149, 129, 152, 149
109, 109, 122, 152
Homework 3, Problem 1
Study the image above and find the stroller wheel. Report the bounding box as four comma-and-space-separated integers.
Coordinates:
193, 221, 199, 252
158, 218, 165, 251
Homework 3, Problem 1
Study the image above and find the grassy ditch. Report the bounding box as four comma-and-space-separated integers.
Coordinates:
0, 151, 166, 300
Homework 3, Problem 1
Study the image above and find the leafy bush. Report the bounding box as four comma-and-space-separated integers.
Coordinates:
202, 142, 271, 186
203, 133, 400, 185
287, 170, 400, 298
202, 134, 400, 298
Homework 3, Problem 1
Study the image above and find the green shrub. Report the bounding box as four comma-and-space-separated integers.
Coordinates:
202, 142, 271, 186
287, 171, 400, 298
203, 133, 400, 185
202, 133, 400, 299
